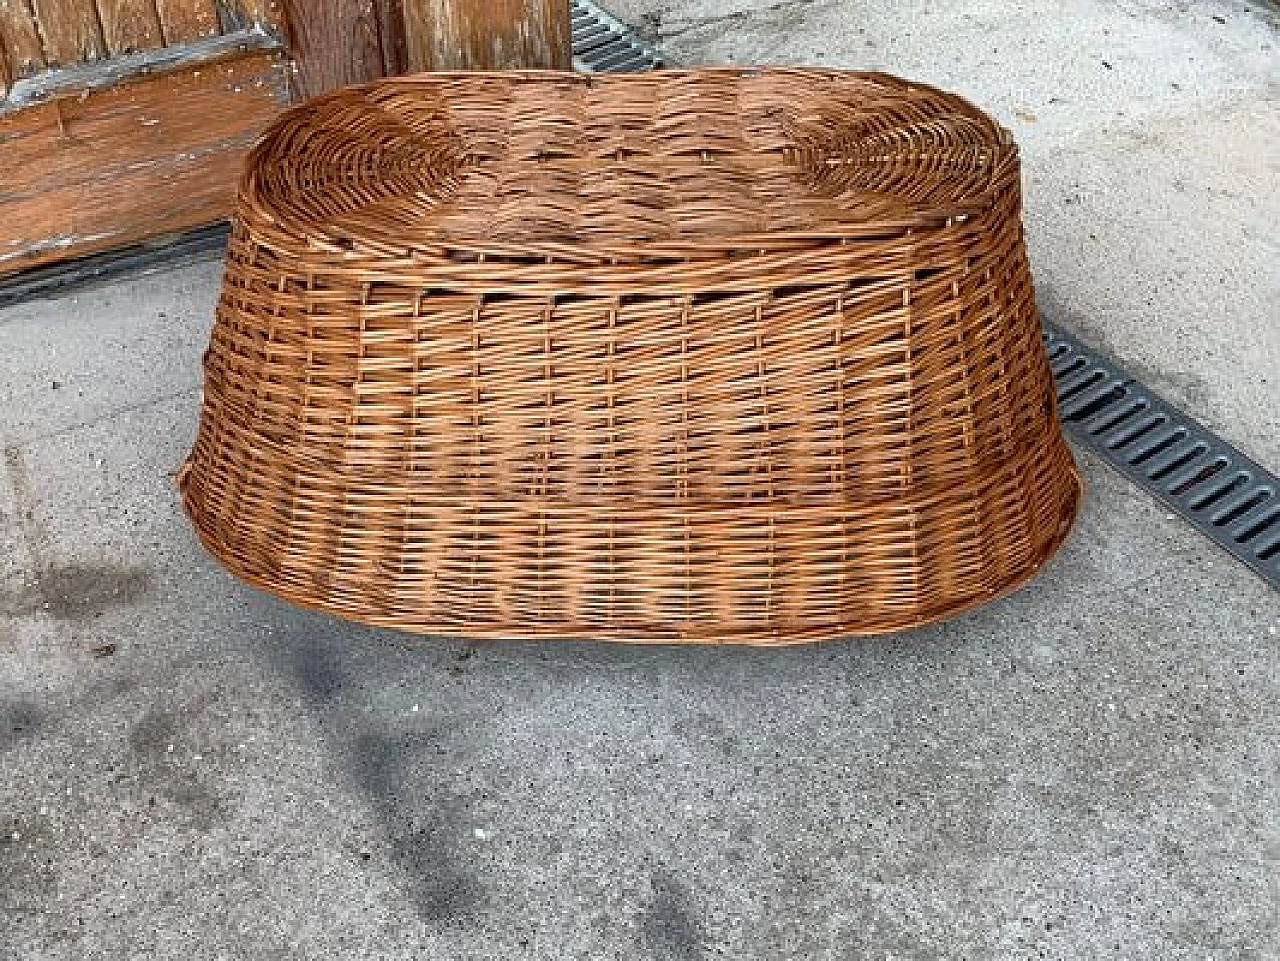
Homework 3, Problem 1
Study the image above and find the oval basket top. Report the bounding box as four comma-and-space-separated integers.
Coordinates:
240, 69, 1018, 266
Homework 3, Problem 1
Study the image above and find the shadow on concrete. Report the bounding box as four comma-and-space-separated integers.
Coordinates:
261, 612, 489, 926
233, 577, 966, 938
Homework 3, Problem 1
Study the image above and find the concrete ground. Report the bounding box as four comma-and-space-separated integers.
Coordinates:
1, 1, 1276, 959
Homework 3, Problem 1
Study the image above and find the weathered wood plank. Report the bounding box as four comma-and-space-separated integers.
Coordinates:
28, 0, 107, 65
0, 0, 48, 79
280, 0, 385, 99
402, 0, 570, 71
154, 0, 218, 44
276, 0, 567, 100
232, 0, 285, 35
0, 49, 291, 273
3, 27, 280, 108
0, 35, 10, 96
95, 0, 163, 54
1, 46, 283, 192
373, 0, 406, 76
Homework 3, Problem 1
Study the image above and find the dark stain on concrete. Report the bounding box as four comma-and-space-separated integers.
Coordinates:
639, 867, 705, 961
267, 625, 488, 926
0, 701, 43, 754
2, 445, 153, 621
671, 710, 739, 759
353, 732, 484, 925
0, 561, 154, 619
128, 706, 183, 760
287, 636, 346, 703
127, 697, 228, 833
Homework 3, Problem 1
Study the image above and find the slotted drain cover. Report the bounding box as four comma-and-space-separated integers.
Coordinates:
571, 0, 663, 73
1045, 322, 1279, 589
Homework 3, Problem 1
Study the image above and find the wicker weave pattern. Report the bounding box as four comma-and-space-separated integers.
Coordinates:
181, 69, 1079, 643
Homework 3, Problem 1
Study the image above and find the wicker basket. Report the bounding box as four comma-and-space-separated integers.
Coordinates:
180, 68, 1080, 644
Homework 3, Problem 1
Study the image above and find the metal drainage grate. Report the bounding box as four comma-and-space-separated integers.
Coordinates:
571, 0, 663, 73
1045, 321, 1279, 589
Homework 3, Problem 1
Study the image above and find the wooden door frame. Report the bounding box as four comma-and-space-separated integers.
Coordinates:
0, 0, 572, 276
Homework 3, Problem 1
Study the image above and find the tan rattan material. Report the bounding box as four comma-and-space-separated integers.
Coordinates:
179, 68, 1080, 644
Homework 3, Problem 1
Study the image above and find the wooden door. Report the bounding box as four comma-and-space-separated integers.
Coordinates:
0, 0, 571, 276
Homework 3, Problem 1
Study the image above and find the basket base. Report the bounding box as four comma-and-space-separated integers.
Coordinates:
182, 466, 1080, 646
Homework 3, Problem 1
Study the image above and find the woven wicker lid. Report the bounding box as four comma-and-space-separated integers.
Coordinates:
241, 69, 1017, 262
182, 68, 1079, 644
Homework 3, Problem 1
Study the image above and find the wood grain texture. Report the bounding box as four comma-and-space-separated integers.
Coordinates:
280, 0, 385, 99
0, 49, 290, 272
232, 0, 284, 34
96, 0, 163, 54
403, 0, 570, 71
278, 0, 568, 99
0, 0, 47, 79
28, 0, 106, 65
154, 0, 218, 43
373, 0, 405, 76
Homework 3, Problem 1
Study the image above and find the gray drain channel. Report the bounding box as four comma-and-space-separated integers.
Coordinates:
1045, 322, 1279, 589
2, 6, 1276, 592
0, 223, 231, 311
571, 0, 663, 72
